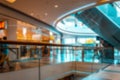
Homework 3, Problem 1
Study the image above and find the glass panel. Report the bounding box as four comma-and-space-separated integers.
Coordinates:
97, 2, 120, 28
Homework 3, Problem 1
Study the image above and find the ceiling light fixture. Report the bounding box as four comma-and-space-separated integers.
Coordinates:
5, 0, 16, 3
54, 5, 59, 8
44, 13, 48, 16
30, 13, 34, 16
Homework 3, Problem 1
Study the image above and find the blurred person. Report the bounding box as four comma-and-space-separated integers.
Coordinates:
20, 45, 27, 57
30, 45, 38, 58
0, 36, 12, 69
42, 46, 50, 59
93, 44, 100, 60
99, 39, 104, 56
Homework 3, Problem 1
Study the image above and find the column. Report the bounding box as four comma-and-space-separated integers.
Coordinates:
7, 19, 17, 41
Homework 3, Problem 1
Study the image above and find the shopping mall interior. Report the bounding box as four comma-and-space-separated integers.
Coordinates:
0, 0, 120, 80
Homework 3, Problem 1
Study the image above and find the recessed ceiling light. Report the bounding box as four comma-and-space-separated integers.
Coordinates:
30, 13, 34, 16
54, 5, 59, 8
5, 0, 16, 3
44, 13, 48, 16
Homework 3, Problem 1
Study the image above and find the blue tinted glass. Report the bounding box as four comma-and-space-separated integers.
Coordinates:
97, 2, 120, 28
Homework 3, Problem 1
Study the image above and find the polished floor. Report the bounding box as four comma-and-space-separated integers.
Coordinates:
83, 64, 120, 80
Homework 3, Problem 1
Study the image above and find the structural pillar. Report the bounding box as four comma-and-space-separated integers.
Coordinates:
7, 19, 17, 41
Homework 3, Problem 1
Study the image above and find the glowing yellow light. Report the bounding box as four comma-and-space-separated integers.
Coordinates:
98, 0, 110, 3
86, 39, 95, 44
50, 35, 54, 40
5, 0, 16, 3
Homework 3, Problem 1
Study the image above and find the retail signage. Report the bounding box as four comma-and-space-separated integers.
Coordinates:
0, 21, 5, 29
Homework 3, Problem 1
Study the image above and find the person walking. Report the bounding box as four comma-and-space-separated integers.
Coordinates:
0, 36, 11, 70
93, 44, 100, 60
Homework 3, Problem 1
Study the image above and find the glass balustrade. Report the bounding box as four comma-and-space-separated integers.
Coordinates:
0, 41, 118, 80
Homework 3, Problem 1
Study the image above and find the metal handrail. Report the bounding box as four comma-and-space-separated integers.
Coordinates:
0, 40, 80, 47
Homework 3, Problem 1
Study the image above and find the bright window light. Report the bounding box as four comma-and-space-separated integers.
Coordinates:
23, 28, 27, 36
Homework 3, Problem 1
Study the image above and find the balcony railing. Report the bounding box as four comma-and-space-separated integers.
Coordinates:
0, 40, 116, 80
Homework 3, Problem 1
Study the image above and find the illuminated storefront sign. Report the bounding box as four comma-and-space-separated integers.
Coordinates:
0, 21, 5, 29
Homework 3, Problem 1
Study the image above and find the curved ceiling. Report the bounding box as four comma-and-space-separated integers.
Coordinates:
56, 0, 120, 35
0, 0, 115, 26
56, 15, 98, 36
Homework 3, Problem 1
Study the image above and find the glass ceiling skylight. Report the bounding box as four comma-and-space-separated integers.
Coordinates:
56, 15, 97, 36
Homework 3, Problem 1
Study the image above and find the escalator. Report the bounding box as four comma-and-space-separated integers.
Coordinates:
97, 2, 120, 28
75, 2, 120, 49
75, 2, 120, 63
